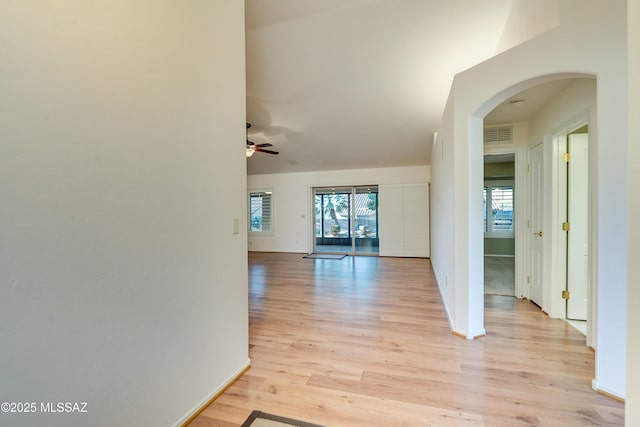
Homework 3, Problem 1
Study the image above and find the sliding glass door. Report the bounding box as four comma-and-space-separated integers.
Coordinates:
313, 186, 379, 255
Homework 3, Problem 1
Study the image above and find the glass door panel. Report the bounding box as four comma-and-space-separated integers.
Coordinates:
313, 186, 379, 255
314, 187, 352, 253
354, 186, 378, 254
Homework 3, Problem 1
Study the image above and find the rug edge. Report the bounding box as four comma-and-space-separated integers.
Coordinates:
240, 410, 262, 427
242, 410, 325, 427
302, 254, 346, 260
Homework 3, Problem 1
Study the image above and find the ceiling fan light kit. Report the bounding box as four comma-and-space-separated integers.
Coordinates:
246, 122, 279, 156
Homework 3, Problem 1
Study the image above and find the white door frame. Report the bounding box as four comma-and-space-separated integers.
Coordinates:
484, 145, 526, 299
546, 111, 596, 348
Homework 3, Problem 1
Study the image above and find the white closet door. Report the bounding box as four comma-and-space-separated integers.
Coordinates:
379, 183, 429, 257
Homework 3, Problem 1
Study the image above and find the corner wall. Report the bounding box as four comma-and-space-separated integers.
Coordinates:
496, 0, 561, 53
0, 2, 249, 426
432, 0, 627, 396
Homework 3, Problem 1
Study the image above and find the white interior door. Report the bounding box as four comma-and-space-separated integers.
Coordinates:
528, 143, 544, 306
566, 133, 589, 320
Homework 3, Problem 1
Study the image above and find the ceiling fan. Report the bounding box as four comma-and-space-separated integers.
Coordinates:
246, 123, 279, 157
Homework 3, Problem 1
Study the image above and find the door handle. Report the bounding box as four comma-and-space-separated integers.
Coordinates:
533, 231, 543, 237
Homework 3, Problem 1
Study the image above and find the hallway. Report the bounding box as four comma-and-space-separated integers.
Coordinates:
189, 253, 623, 426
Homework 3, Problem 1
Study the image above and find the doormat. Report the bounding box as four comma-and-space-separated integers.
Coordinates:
241, 410, 325, 427
303, 253, 346, 260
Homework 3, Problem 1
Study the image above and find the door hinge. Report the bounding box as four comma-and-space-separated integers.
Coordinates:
527, 163, 531, 172
562, 290, 570, 300
563, 153, 571, 163
562, 222, 571, 231
527, 276, 531, 284
527, 219, 531, 229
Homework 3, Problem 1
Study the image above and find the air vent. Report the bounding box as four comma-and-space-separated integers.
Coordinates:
484, 126, 513, 145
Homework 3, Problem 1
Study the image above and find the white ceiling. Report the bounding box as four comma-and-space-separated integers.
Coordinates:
245, 0, 519, 174
483, 78, 576, 125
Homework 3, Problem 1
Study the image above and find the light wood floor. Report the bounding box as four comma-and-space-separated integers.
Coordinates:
188, 252, 624, 427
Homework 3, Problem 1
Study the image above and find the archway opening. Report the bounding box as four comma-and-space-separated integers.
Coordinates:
471, 74, 597, 344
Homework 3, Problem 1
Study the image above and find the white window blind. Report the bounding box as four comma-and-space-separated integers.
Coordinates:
484, 181, 514, 237
249, 191, 272, 233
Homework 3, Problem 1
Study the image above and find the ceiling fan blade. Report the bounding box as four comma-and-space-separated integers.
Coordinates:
246, 123, 277, 153
255, 147, 279, 155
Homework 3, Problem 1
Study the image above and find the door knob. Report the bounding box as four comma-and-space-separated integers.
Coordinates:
532, 231, 543, 237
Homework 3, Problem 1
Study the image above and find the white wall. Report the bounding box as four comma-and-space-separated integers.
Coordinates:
0, 2, 249, 426
627, 1, 639, 424
529, 79, 596, 141
496, 0, 560, 54
431, 120, 458, 330
247, 166, 429, 255
432, 0, 628, 397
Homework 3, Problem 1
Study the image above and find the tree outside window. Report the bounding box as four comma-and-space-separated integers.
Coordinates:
249, 191, 272, 233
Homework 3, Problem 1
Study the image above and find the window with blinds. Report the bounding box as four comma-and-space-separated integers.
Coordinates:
483, 181, 514, 237
249, 191, 273, 233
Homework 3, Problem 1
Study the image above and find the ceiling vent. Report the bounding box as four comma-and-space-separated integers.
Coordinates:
484, 126, 513, 145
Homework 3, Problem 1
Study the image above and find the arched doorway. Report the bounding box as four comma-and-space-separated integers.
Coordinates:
473, 75, 596, 345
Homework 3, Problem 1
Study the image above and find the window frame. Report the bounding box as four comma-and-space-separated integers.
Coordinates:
248, 189, 274, 235
484, 180, 514, 238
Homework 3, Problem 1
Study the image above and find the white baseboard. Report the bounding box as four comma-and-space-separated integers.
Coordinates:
433, 273, 455, 332
174, 358, 251, 427
591, 379, 626, 402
